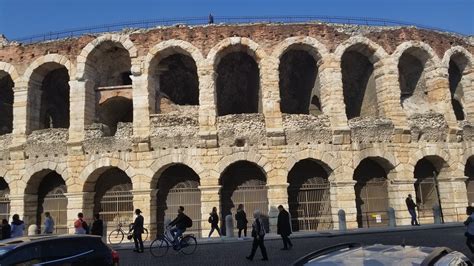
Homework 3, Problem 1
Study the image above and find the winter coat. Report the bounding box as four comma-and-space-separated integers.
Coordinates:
406, 197, 417, 210
251, 218, 265, 238
91, 219, 104, 236
235, 210, 248, 229
132, 215, 144, 235
1, 224, 11, 239
11, 220, 24, 238
277, 209, 292, 236
209, 212, 219, 227
43, 216, 55, 234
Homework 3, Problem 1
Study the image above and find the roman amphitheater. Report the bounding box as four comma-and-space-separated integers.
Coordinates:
0, 21, 473, 237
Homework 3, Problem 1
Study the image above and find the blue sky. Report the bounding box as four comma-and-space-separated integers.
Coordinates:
0, 0, 473, 40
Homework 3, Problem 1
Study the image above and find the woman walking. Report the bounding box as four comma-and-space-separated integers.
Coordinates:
208, 207, 221, 238
235, 204, 248, 239
246, 210, 268, 261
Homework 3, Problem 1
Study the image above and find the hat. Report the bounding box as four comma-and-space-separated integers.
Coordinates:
135, 209, 142, 214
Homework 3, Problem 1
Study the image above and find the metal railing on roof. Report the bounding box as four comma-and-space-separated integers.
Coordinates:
11, 15, 462, 44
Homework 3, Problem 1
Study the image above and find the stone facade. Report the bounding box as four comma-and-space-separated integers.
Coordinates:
0, 23, 473, 235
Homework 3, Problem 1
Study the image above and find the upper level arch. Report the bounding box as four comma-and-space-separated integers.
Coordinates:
0, 63, 17, 135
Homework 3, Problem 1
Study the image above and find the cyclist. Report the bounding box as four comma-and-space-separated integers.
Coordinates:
167, 206, 191, 247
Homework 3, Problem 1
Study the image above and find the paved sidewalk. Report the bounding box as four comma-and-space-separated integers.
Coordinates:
110, 222, 463, 250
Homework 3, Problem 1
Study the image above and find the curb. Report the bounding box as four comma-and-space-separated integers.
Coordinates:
111, 222, 464, 251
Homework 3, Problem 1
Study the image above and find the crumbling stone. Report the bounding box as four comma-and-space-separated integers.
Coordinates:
408, 112, 448, 142
348, 117, 394, 143
283, 114, 332, 144
217, 114, 266, 146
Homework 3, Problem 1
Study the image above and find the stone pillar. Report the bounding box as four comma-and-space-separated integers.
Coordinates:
199, 185, 221, 237
388, 179, 416, 226
131, 189, 155, 236
463, 72, 474, 124
330, 180, 357, 229
198, 63, 218, 147
132, 75, 153, 141
438, 177, 468, 222
9, 194, 25, 222
22, 193, 37, 228
65, 192, 93, 234
260, 57, 285, 145
68, 79, 95, 143
318, 55, 348, 129
11, 85, 28, 146
374, 58, 408, 129
266, 183, 289, 233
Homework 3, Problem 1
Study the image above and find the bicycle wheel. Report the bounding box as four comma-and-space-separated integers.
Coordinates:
180, 236, 197, 255
142, 228, 149, 242
150, 237, 169, 257
108, 229, 124, 244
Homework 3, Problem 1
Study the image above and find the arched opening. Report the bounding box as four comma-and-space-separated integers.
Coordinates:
413, 157, 444, 223
353, 158, 390, 228
220, 161, 268, 235
0, 178, 10, 221
216, 49, 260, 116
398, 48, 432, 115
85, 168, 134, 231
154, 164, 201, 236
465, 157, 474, 206
25, 170, 68, 234
341, 45, 378, 119
279, 48, 320, 115
28, 63, 70, 132
84, 41, 133, 136
0, 71, 13, 135
150, 53, 199, 113
287, 159, 332, 232
97, 96, 133, 135
448, 53, 468, 121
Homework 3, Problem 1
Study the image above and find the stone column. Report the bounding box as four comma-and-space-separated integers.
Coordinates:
131, 189, 155, 236
65, 192, 93, 234
388, 179, 416, 225
132, 75, 153, 141
266, 183, 288, 233
21, 193, 37, 228
330, 180, 357, 229
68, 79, 95, 143
438, 177, 468, 222
11, 84, 28, 146
9, 194, 26, 222
198, 63, 218, 147
463, 71, 474, 124
199, 185, 221, 237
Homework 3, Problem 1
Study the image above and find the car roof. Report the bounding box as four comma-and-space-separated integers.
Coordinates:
0, 234, 102, 248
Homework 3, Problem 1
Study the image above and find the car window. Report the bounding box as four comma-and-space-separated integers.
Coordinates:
0, 242, 42, 265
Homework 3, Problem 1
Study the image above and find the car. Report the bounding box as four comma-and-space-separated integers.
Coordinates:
293, 243, 472, 266
0, 234, 119, 265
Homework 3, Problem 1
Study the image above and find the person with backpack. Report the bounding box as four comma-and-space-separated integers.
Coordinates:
464, 206, 474, 253
208, 207, 221, 238
235, 204, 248, 240
74, 212, 88, 234
168, 206, 192, 246
131, 209, 144, 253
246, 210, 268, 261
10, 214, 25, 238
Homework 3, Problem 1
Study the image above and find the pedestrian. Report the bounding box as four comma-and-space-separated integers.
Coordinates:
91, 213, 104, 236
246, 210, 268, 261
10, 214, 24, 238
1, 219, 11, 239
208, 207, 221, 238
208, 13, 214, 24
464, 206, 474, 253
235, 204, 248, 240
74, 212, 88, 234
168, 206, 192, 246
132, 209, 144, 253
277, 205, 293, 250
43, 212, 54, 234
405, 194, 419, 226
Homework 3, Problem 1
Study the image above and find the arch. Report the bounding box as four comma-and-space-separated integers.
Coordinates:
22, 54, 73, 84
218, 152, 272, 177
76, 34, 137, 80
0, 62, 20, 86
271, 36, 329, 61
392, 41, 441, 67
442, 46, 474, 69
149, 154, 205, 189
79, 157, 137, 191
353, 149, 399, 174
144, 39, 204, 75
408, 148, 450, 173
334, 36, 388, 64
284, 150, 339, 178
22, 161, 68, 185
206, 37, 266, 67
0, 167, 12, 184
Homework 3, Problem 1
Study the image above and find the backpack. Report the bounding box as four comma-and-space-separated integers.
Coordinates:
208, 216, 212, 224
183, 215, 193, 228
82, 220, 90, 234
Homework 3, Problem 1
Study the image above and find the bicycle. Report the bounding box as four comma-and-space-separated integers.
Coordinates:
149, 227, 197, 257
108, 223, 149, 244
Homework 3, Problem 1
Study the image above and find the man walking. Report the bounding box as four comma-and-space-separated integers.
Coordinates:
406, 194, 419, 226
277, 205, 293, 250
43, 212, 54, 234
246, 210, 268, 261
132, 209, 144, 253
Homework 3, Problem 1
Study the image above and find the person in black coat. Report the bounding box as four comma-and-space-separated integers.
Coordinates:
406, 194, 419, 226
1, 219, 10, 239
90, 214, 103, 236
132, 209, 144, 253
235, 204, 248, 239
208, 207, 221, 238
246, 210, 268, 261
277, 205, 293, 250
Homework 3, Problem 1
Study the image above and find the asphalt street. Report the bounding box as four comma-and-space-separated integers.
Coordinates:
117, 225, 471, 265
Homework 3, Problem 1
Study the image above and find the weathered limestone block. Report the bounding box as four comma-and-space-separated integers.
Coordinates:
408, 112, 448, 142
150, 112, 199, 148
25, 128, 68, 157
348, 117, 394, 143
217, 114, 266, 146
283, 114, 332, 144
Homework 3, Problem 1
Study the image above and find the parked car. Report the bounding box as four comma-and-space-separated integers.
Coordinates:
293, 243, 471, 266
0, 234, 119, 265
